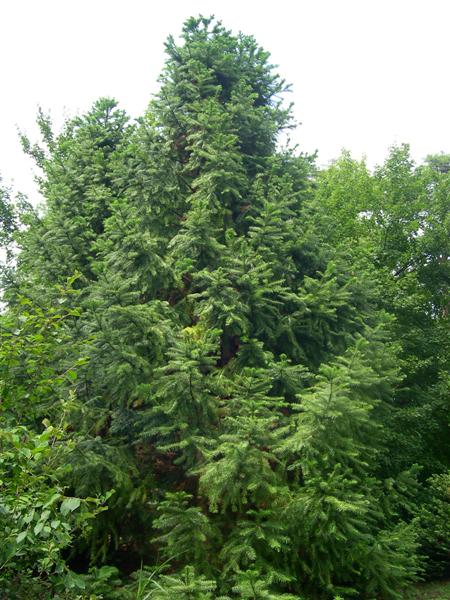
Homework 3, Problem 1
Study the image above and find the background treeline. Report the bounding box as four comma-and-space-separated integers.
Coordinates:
0, 16, 449, 600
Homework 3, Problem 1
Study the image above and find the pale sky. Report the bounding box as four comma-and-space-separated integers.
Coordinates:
1, 0, 450, 202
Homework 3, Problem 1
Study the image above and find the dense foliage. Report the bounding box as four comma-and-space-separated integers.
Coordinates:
0, 16, 448, 599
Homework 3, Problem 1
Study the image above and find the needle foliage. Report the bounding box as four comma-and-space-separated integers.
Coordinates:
1, 15, 448, 600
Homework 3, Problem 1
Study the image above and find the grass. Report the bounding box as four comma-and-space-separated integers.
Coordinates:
405, 581, 450, 599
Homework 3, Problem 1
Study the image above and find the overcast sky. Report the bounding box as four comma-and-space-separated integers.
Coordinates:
1, 0, 450, 201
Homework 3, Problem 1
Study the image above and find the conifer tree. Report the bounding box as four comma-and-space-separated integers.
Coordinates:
1, 15, 434, 599
14, 99, 129, 295
281, 330, 419, 597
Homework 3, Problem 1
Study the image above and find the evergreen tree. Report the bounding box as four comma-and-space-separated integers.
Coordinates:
282, 330, 419, 597
14, 99, 129, 295
2, 14, 443, 599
